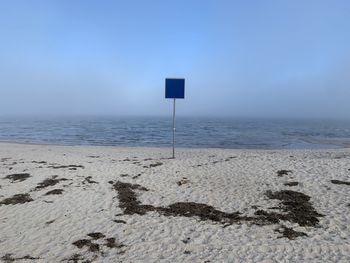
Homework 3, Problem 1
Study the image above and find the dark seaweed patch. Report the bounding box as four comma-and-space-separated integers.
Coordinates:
83, 176, 98, 184
331, 180, 350, 185
73, 234, 124, 255
1, 254, 39, 262
112, 181, 323, 239
113, 182, 250, 224
132, 173, 142, 179
72, 239, 99, 252
277, 170, 292, 177
48, 165, 84, 169
45, 220, 55, 225
87, 232, 105, 240
44, 189, 63, 195
182, 237, 190, 244
122, 158, 138, 162
113, 219, 127, 224
89, 244, 100, 252
105, 238, 125, 249
72, 239, 91, 249
35, 176, 68, 190
225, 156, 236, 161
275, 225, 307, 240
264, 190, 323, 226
192, 157, 237, 167
161, 202, 244, 224
5, 173, 31, 182
177, 177, 189, 186
254, 210, 280, 224
284, 182, 299, 186
65, 253, 86, 263
143, 162, 163, 168
0, 193, 33, 206
151, 162, 162, 167
113, 181, 149, 215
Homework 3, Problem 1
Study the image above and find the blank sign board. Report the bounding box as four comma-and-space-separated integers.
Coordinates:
165, 78, 185, 99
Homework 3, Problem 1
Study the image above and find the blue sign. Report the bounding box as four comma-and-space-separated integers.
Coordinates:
165, 78, 185, 99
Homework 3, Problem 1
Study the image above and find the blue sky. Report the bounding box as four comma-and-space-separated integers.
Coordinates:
1, 0, 350, 118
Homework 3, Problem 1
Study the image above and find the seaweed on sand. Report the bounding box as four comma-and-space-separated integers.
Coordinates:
0, 193, 33, 206
112, 181, 324, 239
35, 176, 68, 190
5, 173, 31, 182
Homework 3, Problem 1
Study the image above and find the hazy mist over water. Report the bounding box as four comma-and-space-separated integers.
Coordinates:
0, 1, 350, 149
1, 1, 350, 120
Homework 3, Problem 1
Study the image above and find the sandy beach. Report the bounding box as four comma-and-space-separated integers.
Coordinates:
0, 142, 349, 262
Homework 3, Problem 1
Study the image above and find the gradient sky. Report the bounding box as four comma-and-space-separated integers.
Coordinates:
1, 0, 350, 119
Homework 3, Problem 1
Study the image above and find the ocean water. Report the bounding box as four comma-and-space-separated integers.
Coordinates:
0, 117, 350, 149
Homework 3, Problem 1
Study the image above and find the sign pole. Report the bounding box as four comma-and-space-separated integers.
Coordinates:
172, 98, 176, 158
165, 78, 184, 159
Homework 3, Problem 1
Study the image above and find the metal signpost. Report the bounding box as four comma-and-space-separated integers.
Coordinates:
165, 78, 185, 158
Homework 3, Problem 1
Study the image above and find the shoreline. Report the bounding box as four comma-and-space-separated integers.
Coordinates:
0, 138, 347, 151
0, 143, 349, 262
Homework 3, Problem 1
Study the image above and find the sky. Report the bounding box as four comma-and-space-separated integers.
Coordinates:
0, 0, 350, 119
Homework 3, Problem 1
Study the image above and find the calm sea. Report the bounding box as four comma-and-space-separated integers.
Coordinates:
0, 117, 350, 149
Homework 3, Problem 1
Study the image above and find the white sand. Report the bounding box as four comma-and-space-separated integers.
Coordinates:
0, 142, 349, 262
